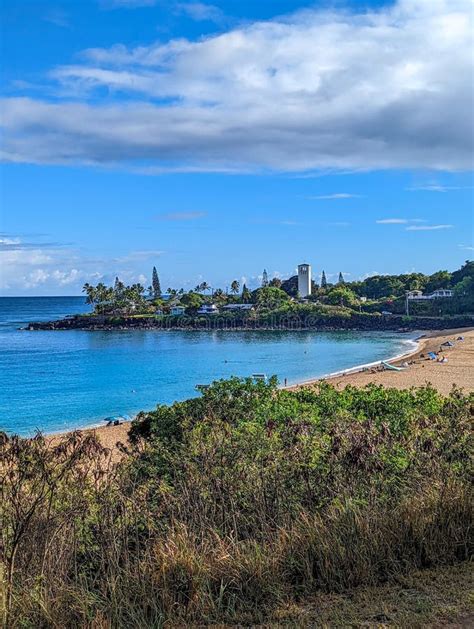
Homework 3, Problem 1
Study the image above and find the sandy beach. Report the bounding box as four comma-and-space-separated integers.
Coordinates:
56, 328, 474, 453
294, 327, 474, 395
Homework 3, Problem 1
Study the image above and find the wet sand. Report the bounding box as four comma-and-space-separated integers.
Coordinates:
53, 328, 474, 453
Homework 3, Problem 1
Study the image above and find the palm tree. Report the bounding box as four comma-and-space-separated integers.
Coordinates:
82, 283, 97, 307
201, 282, 211, 294
230, 280, 240, 294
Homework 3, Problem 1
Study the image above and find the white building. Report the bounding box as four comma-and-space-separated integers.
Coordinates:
298, 263, 312, 298
222, 304, 254, 311
407, 289, 453, 301
430, 289, 453, 298
407, 290, 424, 300
170, 306, 186, 316
197, 304, 219, 315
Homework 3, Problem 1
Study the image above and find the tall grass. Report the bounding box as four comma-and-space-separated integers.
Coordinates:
1, 380, 472, 627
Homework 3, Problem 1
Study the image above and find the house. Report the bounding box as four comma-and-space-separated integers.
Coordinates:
407, 290, 424, 300
429, 289, 453, 298
197, 304, 219, 315
407, 289, 453, 301
222, 304, 254, 311
170, 306, 186, 316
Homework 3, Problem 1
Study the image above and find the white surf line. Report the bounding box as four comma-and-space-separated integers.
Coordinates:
281, 336, 421, 388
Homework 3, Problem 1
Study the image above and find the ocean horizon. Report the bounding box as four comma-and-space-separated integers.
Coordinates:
0, 296, 419, 436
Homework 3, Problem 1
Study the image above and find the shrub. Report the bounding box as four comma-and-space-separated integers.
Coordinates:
1, 380, 473, 626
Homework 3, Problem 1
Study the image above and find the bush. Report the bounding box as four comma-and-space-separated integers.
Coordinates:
1, 380, 473, 626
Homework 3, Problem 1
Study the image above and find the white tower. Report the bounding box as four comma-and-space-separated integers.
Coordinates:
298, 263, 312, 298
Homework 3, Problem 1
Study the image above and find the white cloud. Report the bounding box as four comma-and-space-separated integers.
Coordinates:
1, 0, 473, 173
113, 250, 164, 262
43, 10, 70, 27
376, 218, 424, 224
310, 193, 360, 200
407, 182, 472, 192
406, 224, 453, 231
0, 236, 162, 294
175, 3, 224, 23
459, 243, 474, 251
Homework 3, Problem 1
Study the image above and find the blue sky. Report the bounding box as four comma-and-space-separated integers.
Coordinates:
1, 0, 473, 295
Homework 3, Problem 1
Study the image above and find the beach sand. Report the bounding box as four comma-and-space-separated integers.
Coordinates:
310, 327, 474, 395
53, 328, 474, 454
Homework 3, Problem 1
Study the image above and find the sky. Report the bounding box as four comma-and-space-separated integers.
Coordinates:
0, 0, 473, 296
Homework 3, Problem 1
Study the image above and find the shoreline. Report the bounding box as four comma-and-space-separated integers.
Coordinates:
298, 327, 474, 394
47, 328, 474, 454
45, 331, 419, 437
24, 312, 474, 334
289, 336, 421, 388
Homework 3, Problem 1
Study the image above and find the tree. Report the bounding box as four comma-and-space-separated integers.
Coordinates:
195, 282, 211, 294
82, 283, 97, 308
113, 278, 125, 296
269, 278, 282, 288
338, 272, 345, 284
230, 280, 240, 294
152, 267, 161, 298
261, 269, 269, 288
180, 292, 204, 313
255, 286, 290, 310
241, 284, 251, 303
213, 288, 226, 304
327, 286, 358, 308
321, 271, 327, 289
451, 260, 474, 286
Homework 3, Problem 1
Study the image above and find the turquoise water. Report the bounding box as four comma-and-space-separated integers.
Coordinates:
0, 297, 418, 436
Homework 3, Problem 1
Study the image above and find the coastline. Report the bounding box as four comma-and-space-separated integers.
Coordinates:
49, 327, 474, 455
290, 335, 421, 387
298, 327, 474, 394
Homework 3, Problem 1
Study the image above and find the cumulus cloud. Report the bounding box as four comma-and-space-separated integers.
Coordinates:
0, 235, 162, 294
1, 0, 473, 172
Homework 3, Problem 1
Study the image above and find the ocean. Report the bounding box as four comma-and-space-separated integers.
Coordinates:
0, 296, 419, 436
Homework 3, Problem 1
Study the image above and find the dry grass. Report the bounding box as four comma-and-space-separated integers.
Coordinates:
269, 561, 473, 627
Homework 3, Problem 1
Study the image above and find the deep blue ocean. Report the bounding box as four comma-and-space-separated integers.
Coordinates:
0, 297, 419, 436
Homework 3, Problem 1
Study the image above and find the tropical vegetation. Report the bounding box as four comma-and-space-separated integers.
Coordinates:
79, 261, 474, 321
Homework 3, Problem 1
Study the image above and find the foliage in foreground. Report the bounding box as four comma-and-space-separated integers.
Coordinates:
1, 380, 473, 627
